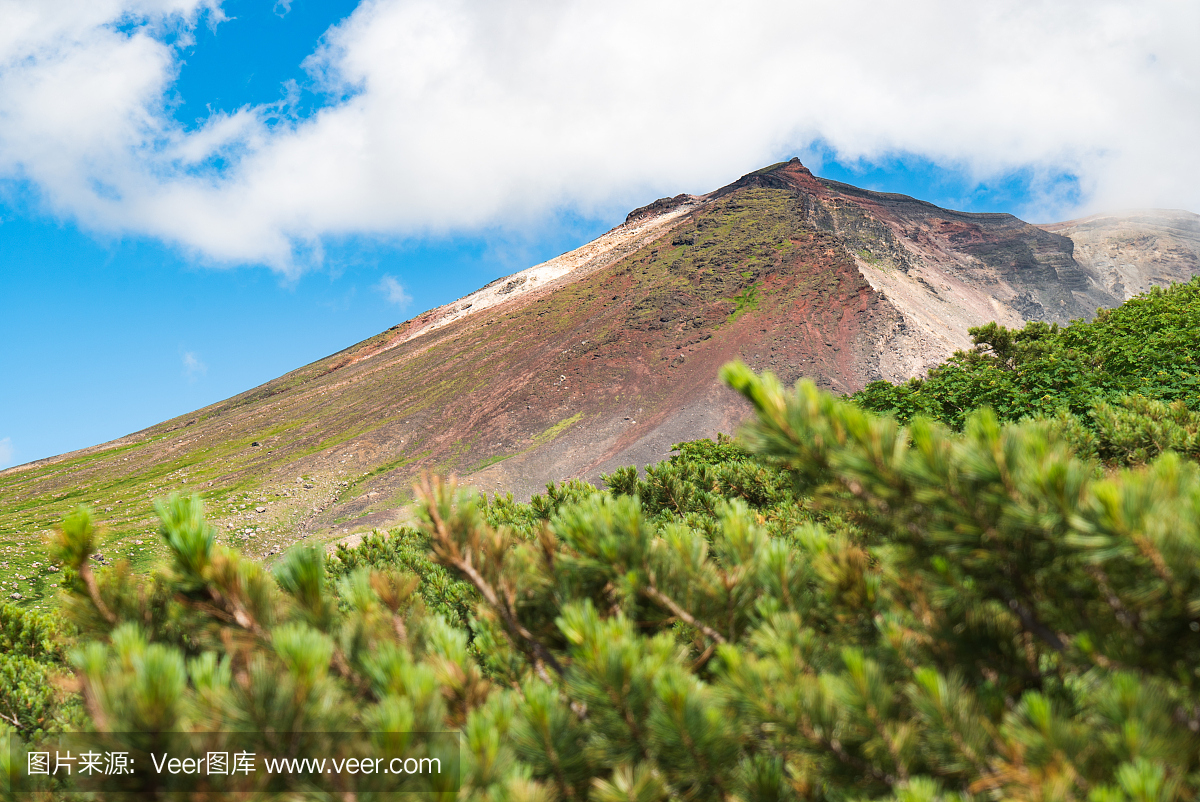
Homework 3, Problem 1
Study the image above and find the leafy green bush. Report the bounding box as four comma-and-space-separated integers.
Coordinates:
853, 278, 1200, 465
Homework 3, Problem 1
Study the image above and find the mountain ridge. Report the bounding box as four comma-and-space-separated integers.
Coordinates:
2, 159, 1199, 604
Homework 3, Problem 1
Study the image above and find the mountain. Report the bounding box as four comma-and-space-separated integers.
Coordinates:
1039, 209, 1200, 299
2, 159, 1199, 597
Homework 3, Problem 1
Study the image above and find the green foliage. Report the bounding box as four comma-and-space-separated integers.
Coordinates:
46, 505, 100, 571
0, 602, 67, 663
853, 279, 1200, 464
1088, 394, 1200, 464
601, 439, 788, 519
4, 495, 470, 795
327, 526, 476, 630
13, 346, 1200, 799
0, 654, 56, 737
0, 602, 73, 738
667, 431, 744, 466
719, 363, 1200, 798
728, 285, 761, 321
273, 546, 337, 630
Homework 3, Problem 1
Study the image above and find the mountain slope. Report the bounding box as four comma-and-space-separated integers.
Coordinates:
1040, 209, 1200, 299
2, 160, 1198, 602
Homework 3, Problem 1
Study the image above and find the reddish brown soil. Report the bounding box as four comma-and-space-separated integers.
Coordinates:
3, 161, 1198, 557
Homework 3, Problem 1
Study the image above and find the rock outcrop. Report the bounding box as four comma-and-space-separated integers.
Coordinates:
1040, 210, 1200, 301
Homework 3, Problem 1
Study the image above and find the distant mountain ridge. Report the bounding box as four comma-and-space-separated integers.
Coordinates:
1041, 209, 1200, 299
2, 159, 1198, 591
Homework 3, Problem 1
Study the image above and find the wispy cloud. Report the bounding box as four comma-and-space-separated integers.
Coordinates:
0, 0, 1196, 269
377, 275, 412, 309
183, 351, 207, 381
0, 437, 14, 470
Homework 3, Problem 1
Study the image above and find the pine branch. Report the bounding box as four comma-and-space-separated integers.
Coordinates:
641, 585, 727, 645
77, 677, 111, 733
532, 715, 576, 800
601, 685, 654, 765
796, 716, 890, 785
690, 641, 717, 671
865, 703, 909, 782
418, 476, 564, 679
450, 550, 564, 680
79, 560, 117, 625
209, 586, 266, 638
1006, 597, 1065, 653
1085, 564, 1142, 633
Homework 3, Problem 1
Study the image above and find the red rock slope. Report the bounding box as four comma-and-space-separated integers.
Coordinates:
3, 160, 1198, 554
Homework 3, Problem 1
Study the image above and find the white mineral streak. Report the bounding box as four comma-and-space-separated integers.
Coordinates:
853, 254, 1026, 384
394, 203, 697, 345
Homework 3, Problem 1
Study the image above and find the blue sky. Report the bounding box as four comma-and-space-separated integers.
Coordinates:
0, 0, 1196, 469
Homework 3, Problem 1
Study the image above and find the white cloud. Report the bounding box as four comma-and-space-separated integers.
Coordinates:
0, 0, 1197, 271
377, 274, 412, 308
182, 351, 207, 379
0, 437, 14, 469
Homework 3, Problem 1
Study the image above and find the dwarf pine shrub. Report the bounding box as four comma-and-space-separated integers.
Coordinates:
5, 359, 1199, 800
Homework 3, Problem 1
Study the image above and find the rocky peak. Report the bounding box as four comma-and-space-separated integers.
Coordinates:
625, 193, 698, 224
713, 157, 823, 199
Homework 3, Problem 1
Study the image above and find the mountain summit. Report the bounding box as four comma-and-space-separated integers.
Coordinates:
3, 160, 1199, 569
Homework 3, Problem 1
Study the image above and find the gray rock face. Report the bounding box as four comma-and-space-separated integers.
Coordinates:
1039, 210, 1200, 302
807, 177, 1124, 328
734, 162, 1200, 382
